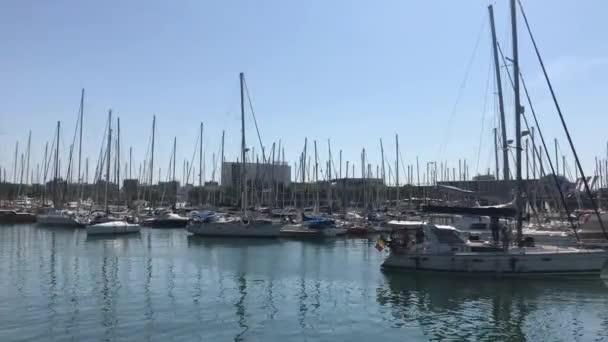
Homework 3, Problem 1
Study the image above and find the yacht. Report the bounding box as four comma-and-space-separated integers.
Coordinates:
87, 221, 140, 235
37, 208, 85, 228
141, 211, 189, 228
188, 214, 282, 237
381, 221, 608, 276
0, 209, 37, 224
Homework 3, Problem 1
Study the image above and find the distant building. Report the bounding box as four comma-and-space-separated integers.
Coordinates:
472, 174, 496, 181
123, 179, 139, 203
221, 162, 291, 188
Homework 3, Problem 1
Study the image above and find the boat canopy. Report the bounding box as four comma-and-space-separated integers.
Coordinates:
421, 205, 516, 218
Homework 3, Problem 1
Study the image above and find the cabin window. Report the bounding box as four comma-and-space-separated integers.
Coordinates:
433, 229, 465, 244
469, 223, 488, 230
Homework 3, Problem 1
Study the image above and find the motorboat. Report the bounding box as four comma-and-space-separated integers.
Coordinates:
37, 208, 85, 228
0, 209, 37, 224
87, 221, 141, 235
381, 221, 608, 276
187, 215, 282, 237
142, 212, 189, 228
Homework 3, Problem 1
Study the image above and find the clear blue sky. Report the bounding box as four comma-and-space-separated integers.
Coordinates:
1, 0, 607, 185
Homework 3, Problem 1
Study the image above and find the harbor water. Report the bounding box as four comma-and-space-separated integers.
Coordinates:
1, 224, 608, 341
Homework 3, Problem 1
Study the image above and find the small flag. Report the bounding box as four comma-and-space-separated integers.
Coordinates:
375, 237, 386, 252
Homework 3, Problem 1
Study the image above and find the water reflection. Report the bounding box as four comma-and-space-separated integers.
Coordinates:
234, 274, 249, 341
186, 235, 280, 248
377, 273, 608, 341
85, 234, 141, 243
3, 225, 608, 341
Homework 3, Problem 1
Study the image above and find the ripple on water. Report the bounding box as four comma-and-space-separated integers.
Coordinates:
1, 225, 608, 341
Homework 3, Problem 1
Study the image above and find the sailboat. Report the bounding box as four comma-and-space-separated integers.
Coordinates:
37, 120, 85, 228
141, 137, 189, 228
87, 111, 140, 235
381, 0, 608, 276
187, 73, 282, 237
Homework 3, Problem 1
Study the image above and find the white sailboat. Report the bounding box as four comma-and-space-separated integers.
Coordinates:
187, 73, 282, 237
380, 1, 608, 276
37, 121, 86, 228
87, 110, 140, 236
87, 221, 140, 235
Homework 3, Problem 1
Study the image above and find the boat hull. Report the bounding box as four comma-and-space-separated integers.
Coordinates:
142, 219, 189, 228
187, 221, 282, 237
382, 248, 608, 276
37, 215, 84, 228
87, 222, 141, 235
0, 212, 37, 224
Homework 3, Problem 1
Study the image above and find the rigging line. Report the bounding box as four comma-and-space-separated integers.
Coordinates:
497, 41, 578, 237
517, 0, 604, 239
563, 157, 584, 210
476, 51, 493, 174
61, 101, 83, 204
517, 0, 608, 238
43, 131, 58, 182
242, 77, 267, 163
208, 138, 224, 182
94, 116, 110, 183
436, 13, 487, 159
398, 150, 407, 183
141, 130, 152, 181
186, 131, 200, 184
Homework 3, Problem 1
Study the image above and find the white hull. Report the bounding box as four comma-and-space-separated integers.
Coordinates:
37, 215, 83, 227
187, 220, 282, 237
87, 222, 141, 235
464, 229, 577, 246
382, 247, 608, 275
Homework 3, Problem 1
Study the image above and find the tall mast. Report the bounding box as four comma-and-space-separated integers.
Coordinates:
303, 138, 307, 183
25, 131, 31, 185
13, 141, 18, 184
220, 130, 225, 182
173, 137, 177, 182
78, 88, 84, 199
511, 0, 523, 242
105, 110, 112, 213
395, 134, 400, 205
531, 127, 536, 179
327, 139, 332, 180
380, 138, 385, 205
314, 140, 319, 213
129, 147, 132, 179
117, 116, 121, 200
380, 138, 385, 185
489, 4, 510, 181
42, 142, 48, 206
199, 123, 203, 206
199, 124, 203, 186
219, 130, 225, 204
339, 150, 342, 178
240, 72, 247, 213
54, 121, 60, 208
494, 127, 500, 179
150, 115, 156, 204
173, 137, 178, 208
327, 139, 332, 210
